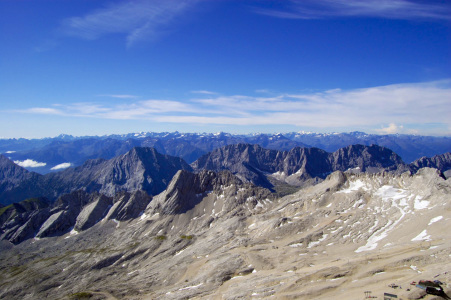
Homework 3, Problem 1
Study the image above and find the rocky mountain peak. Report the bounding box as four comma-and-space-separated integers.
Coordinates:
147, 169, 272, 216
329, 144, 406, 172
0, 155, 30, 181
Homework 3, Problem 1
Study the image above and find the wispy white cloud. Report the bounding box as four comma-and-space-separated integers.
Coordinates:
99, 94, 140, 99
51, 162, 72, 170
256, 0, 451, 20
190, 90, 218, 95
18, 80, 451, 135
60, 0, 201, 47
14, 159, 47, 168
26, 107, 64, 115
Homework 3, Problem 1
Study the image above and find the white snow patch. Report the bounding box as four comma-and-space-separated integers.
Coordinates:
112, 219, 120, 228
414, 196, 429, 210
307, 241, 320, 248
272, 171, 286, 179
428, 216, 443, 225
337, 179, 367, 194
255, 201, 264, 209
411, 230, 431, 241
356, 219, 398, 253
179, 283, 203, 291
175, 249, 185, 256
356, 185, 413, 253
289, 243, 303, 248
375, 185, 408, 201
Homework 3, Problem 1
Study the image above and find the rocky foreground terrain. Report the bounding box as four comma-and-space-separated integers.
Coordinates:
0, 166, 450, 299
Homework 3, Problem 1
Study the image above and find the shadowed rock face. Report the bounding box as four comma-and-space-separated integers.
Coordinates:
105, 190, 151, 221
0, 155, 33, 187
0, 155, 42, 206
192, 144, 411, 189
35, 190, 93, 238
74, 194, 112, 231
410, 152, 451, 173
0, 189, 153, 244
0, 197, 51, 244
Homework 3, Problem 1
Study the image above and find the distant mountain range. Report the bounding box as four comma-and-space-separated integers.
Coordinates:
1, 131, 449, 174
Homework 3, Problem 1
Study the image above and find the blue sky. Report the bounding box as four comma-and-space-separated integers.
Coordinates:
1, 0, 450, 138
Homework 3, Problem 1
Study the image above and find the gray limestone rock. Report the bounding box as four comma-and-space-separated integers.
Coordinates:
74, 194, 113, 231
105, 190, 151, 221
36, 190, 92, 238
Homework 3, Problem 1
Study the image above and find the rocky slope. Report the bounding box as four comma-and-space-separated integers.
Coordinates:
0, 167, 449, 300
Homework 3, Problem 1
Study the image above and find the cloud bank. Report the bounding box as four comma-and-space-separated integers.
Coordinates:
256, 0, 451, 20
14, 159, 47, 168
19, 80, 451, 135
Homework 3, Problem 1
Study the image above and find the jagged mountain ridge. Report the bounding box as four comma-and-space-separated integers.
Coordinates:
0, 167, 449, 299
410, 152, 451, 177
2, 131, 449, 174
0, 147, 191, 205
1, 144, 450, 206
192, 143, 411, 190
